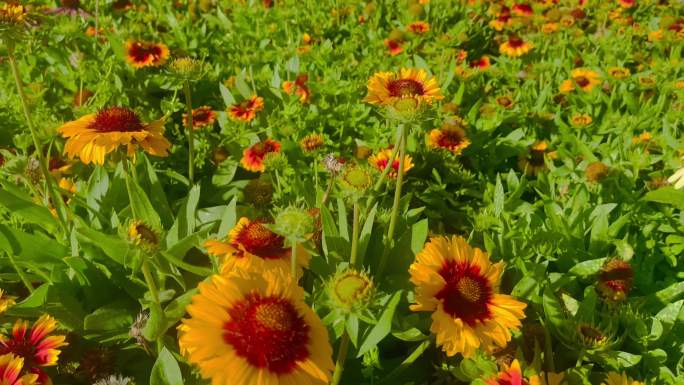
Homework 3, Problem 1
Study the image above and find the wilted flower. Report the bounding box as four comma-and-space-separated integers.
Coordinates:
597, 259, 633, 301
322, 153, 345, 174
585, 161, 610, 183
93, 375, 136, 385
300, 133, 324, 153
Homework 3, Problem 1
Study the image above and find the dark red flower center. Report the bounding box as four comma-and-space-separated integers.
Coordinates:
89, 107, 144, 133
60, 0, 81, 9
0, 338, 38, 368
435, 260, 493, 326
49, 157, 67, 171
387, 79, 425, 98
438, 129, 466, 149
513, 3, 533, 15
508, 35, 524, 48
575, 76, 590, 87
528, 149, 546, 166
249, 141, 278, 158
233, 221, 287, 259
223, 294, 310, 374
128, 43, 163, 63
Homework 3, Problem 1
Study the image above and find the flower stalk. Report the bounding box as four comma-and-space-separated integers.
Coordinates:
7, 44, 69, 235
331, 332, 350, 385
183, 80, 195, 186
377, 124, 407, 276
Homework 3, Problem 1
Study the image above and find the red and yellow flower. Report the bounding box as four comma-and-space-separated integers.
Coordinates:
407, 21, 430, 34
368, 148, 414, 178
560, 69, 601, 93
0, 354, 38, 385
499, 35, 533, 57
240, 139, 281, 172
0, 315, 67, 385
0, 290, 14, 315
384, 39, 404, 56
486, 359, 525, 385
179, 270, 334, 385
470, 55, 491, 70
57, 107, 171, 165
183, 106, 216, 130
409, 236, 527, 357
602, 372, 643, 385
204, 217, 310, 276
125, 41, 169, 69
518, 140, 557, 176
364, 68, 443, 107
283, 75, 311, 103
228, 96, 264, 122
427, 118, 471, 155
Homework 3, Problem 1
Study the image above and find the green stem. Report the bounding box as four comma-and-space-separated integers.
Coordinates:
123, 159, 161, 307
123, 159, 139, 219
386, 126, 407, 240
290, 239, 298, 278
377, 125, 407, 276
364, 124, 404, 213
183, 81, 195, 186
331, 332, 350, 385
141, 259, 161, 305
7, 46, 69, 235
8, 253, 34, 294
350, 203, 360, 267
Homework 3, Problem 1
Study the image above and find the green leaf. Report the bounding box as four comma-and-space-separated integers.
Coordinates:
84, 301, 135, 331
0, 224, 67, 263
12, 284, 49, 309
76, 224, 129, 265
167, 185, 201, 246
150, 347, 184, 385
542, 286, 567, 333
142, 155, 174, 227
0, 182, 57, 232
217, 197, 237, 236
357, 291, 402, 357
642, 187, 684, 210
356, 203, 377, 266
128, 176, 162, 230
494, 174, 504, 217
219, 82, 235, 106
410, 219, 429, 255
321, 204, 348, 258
568, 258, 606, 278
235, 71, 253, 99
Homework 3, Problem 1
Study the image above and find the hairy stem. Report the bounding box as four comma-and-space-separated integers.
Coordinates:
331, 332, 350, 385
7, 46, 69, 235
183, 81, 195, 186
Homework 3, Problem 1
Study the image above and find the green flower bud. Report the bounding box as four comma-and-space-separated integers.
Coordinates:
327, 269, 374, 313
271, 206, 314, 242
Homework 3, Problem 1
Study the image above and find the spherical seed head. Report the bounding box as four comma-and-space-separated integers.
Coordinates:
262, 151, 288, 171
244, 177, 274, 207
328, 269, 374, 312
323, 153, 344, 174
340, 165, 373, 192
272, 206, 314, 241
168, 57, 206, 81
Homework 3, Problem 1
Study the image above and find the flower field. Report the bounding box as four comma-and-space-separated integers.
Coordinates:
1, 0, 684, 384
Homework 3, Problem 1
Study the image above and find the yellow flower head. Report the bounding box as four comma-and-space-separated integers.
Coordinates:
427, 118, 471, 155
560, 69, 601, 93
57, 107, 171, 165
499, 35, 533, 57
602, 372, 644, 385
179, 270, 334, 385
364, 68, 443, 108
0, 290, 15, 315
204, 217, 310, 276
409, 236, 527, 357
368, 148, 414, 178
